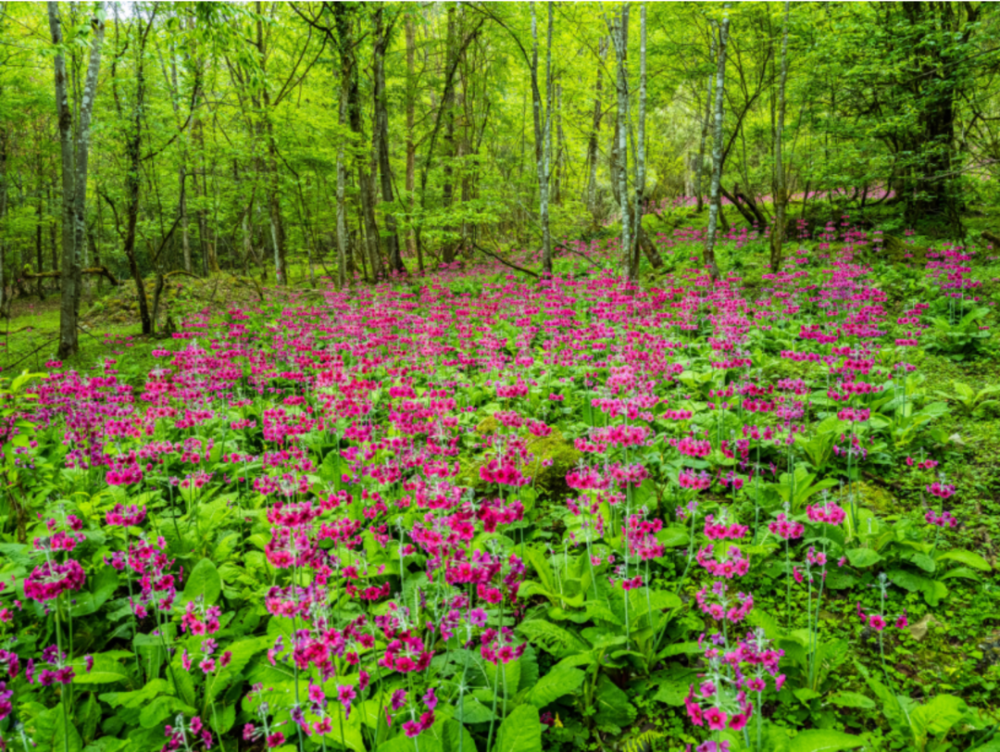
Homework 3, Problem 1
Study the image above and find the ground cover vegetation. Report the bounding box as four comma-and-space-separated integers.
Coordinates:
0, 2, 999, 752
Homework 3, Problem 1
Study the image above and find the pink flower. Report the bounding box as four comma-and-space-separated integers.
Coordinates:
868, 614, 887, 632
729, 710, 750, 731
704, 706, 727, 731
337, 685, 356, 718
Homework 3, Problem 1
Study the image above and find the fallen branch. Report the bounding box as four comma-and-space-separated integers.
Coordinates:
981, 230, 1000, 248
470, 241, 540, 279
560, 245, 606, 272
2, 335, 58, 372
23, 265, 119, 287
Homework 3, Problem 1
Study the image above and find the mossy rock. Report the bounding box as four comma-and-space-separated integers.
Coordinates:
883, 235, 929, 263
459, 425, 580, 499
978, 630, 1000, 670
476, 415, 500, 435
838, 481, 900, 515
524, 428, 581, 496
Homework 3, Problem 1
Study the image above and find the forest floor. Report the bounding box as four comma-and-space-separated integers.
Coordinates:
2, 208, 999, 749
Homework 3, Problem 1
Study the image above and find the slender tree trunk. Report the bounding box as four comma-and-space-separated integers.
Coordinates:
0, 123, 7, 317
49, 179, 58, 276
405, 16, 420, 272
334, 4, 382, 281
374, 9, 405, 275
336, 82, 349, 288
178, 164, 192, 272
696, 32, 715, 213
49, 1, 104, 360
542, 3, 554, 272
586, 38, 606, 224
631, 4, 647, 281
704, 9, 730, 280
611, 5, 630, 272
530, 3, 553, 275
36, 197, 44, 300
441, 5, 459, 265
553, 81, 562, 206
770, 1, 791, 272
122, 14, 154, 335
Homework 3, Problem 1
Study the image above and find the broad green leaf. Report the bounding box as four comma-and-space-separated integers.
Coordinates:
72, 671, 128, 685
846, 548, 882, 568
181, 558, 222, 605
788, 729, 864, 752
937, 549, 992, 572
827, 691, 876, 709
493, 704, 542, 752
594, 674, 636, 729
524, 663, 586, 707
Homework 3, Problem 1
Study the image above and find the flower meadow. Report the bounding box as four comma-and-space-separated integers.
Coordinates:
0, 229, 998, 752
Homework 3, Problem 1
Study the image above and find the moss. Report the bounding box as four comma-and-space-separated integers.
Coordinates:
524, 428, 581, 497
459, 425, 580, 498
884, 235, 929, 264
840, 481, 901, 515
476, 415, 500, 435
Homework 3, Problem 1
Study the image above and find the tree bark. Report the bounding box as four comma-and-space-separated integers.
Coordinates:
335, 82, 349, 288
611, 5, 630, 272
0, 123, 7, 317
441, 5, 459, 264
334, 3, 382, 282
122, 9, 156, 335
704, 9, 730, 280
586, 37, 606, 224
770, 1, 791, 272
49, 1, 105, 359
405, 15, 420, 272
553, 81, 563, 207
542, 3, 554, 273
631, 4, 647, 281
528, 3, 554, 275
695, 31, 715, 213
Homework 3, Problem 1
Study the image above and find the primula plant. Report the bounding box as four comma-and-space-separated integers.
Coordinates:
0, 220, 998, 752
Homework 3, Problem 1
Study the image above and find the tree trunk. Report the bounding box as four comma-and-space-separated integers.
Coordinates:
611, 5, 630, 272
0, 123, 6, 317
553, 81, 562, 207
586, 37, 606, 224
695, 32, 715, 213
770, 1, 791, 272
405, 16, 420, 273
336, 83, 349, 288
441, 5, 459, 265
631, 4, 647, 281
531, 2, 554, 276
334, 4, 382, 282
122, 13, 154, 335
49, 1, 105, 360
374, 9, 405, 275
36, 192, 44, 301
704, 9, 730, 280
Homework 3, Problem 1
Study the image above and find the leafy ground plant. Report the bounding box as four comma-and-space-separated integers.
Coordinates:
0, 225, 998, 752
